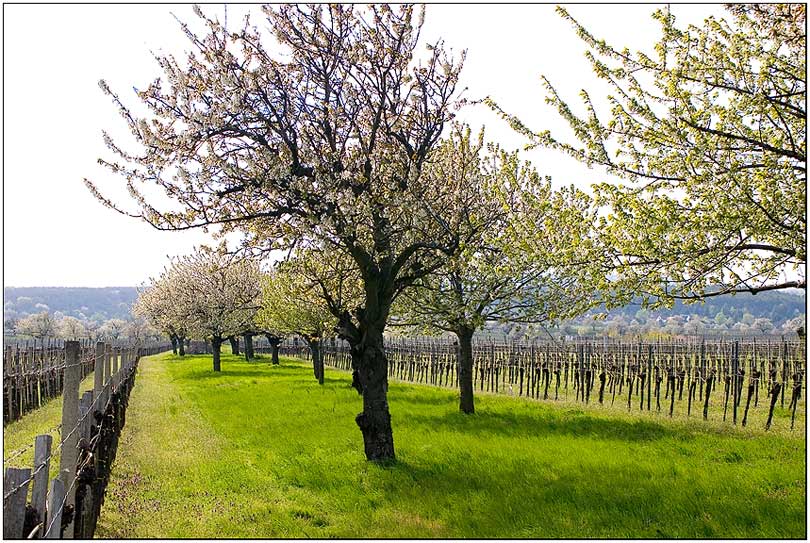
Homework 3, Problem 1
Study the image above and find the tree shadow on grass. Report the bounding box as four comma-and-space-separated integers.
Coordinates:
401, 406, 693, 443
182, 369, 274, 380
387, 389, 459, 407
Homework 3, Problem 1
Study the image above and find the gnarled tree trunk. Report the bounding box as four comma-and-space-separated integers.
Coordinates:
178, 335, 186, 356
169, 334, 178, 355
455, 326, 475, 414
355, 327, 395, 462
305, 337, 324, 385
228, 335, 240, 355
212, 335, 222, 372
243, 333, 255, 360
265, 334, 282, 365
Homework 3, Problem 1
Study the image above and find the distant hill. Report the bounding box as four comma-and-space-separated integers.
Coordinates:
3, 287, 139, 323
591, 289, 805, 327
2, 286, 805, 337
485, 289, 805, 339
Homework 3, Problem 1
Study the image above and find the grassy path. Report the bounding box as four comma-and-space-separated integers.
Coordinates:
93, 352, 804, 538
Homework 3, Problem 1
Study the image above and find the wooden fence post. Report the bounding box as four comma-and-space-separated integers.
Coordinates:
44, 475, 66, 538
3, 467, 32, 538
105, 344, 113, 408
31, 434, 53, 537
115, 347, 122, 388
3, 345, 12, 422
80, 392, 94, 442
59, 340, 81, 539
732, 341, 739, 425
76, 391, 95, 539
94, 342, 105, 407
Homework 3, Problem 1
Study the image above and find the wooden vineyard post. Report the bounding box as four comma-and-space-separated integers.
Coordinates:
781, 341, 788, 408
4, 345, 12, 422
105, 344, 113, 408
492, 343, 498, 394
31, 434, 53, 537
115, 347, 122, 391
584, 346, 592, 404
741, 370, 756, 427
698, 342, 705, 402
612, 358, 619, 407
44, 475, 66, 538
554, 363, 560, 401
94, 341, 105, 406
668, 367, 676, 417
789, 372, 803, 431
598, 369, 606, 404
723, 371, 731, 422
627, 365, 633, 411
732, 342, 739, 425
639, 358, 646, 410
75, 391, 95, 538
80, 391, 94, 444
563, 352, 571, 400
59, 340, 82, 538
3, 467, 32, 538
647, 345, 652, 411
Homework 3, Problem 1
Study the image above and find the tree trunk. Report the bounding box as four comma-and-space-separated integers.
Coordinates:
455, 327, 475, 414
228, 336, 240, 355
178, 335, 186, 357
169, 334, 178, 355
355, 327, 395, 462
305, 337, 324, 385
212, 335, 222, 372
265, 335, 281, 365
349, 346, 363, 394
243, 333, 254, 360
315, 340, 324, 385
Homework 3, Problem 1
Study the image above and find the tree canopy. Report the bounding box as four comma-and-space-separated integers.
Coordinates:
488, 4, 806, 304
88, 4, 470, 461
393, 125, 598, 413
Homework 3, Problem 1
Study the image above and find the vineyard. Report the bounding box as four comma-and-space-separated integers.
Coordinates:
2, 340, 172, 424
277, 338, 807, 432
2, 342, 168, 538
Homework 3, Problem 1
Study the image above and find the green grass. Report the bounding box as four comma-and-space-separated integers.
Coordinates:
78, 351, 806, 538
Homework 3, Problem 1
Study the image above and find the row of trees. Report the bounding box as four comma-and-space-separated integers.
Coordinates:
5, 311, 161, 343
91, 4, 805, 461
133, 249, 263, 368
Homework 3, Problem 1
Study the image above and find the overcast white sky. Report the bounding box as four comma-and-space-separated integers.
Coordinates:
2, 3, 726, 287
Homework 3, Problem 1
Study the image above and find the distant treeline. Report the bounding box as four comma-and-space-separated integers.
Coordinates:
486, 290, 806, 340
3, 286, 805, 340
3, 287, 138, 323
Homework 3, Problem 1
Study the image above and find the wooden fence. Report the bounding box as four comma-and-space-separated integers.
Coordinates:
2, 341, 165, 539
289, 337, 805, 431
3, 340, 170, 425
